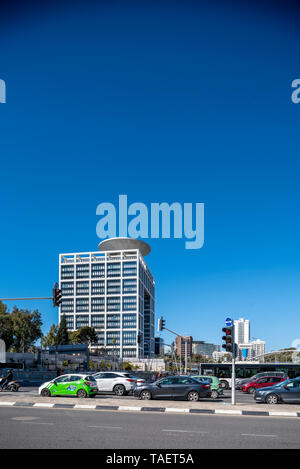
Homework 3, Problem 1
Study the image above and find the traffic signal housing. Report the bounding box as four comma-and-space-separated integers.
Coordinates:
222, 326, 233, 353
52, 284, 62, 307
158, 316, 166, 331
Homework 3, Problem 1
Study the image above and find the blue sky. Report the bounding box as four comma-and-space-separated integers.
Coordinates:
0, 1, 299, 351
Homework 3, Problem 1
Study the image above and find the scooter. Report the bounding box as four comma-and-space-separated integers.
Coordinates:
0, 380, 20, 392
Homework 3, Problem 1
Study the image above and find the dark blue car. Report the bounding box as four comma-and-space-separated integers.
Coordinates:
133, 375, 211, 401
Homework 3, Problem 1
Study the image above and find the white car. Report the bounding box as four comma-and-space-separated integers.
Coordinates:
92, 371, 145, 396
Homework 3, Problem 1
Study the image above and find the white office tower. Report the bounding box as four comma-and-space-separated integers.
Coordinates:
234, 318, 250, 344
58, 238, 155, 360
251, 339, 266, 360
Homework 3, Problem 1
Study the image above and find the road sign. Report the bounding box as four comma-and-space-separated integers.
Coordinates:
225, 317, 233, 327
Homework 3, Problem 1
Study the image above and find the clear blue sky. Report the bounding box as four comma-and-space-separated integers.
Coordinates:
0, 1, 299, 352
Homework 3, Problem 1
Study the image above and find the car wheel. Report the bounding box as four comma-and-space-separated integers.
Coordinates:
113, 384, 126, 396
140, 390, 152, 400
247, 387, 255, 394
220, 380, 229, 390
41, 388, 51, 397
187, 391, 200, 402
77, 389, 88, 398
211, 390, 219, 399
266, 393, 279, 405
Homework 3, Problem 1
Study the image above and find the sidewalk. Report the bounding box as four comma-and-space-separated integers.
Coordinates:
0, 392, 299, 418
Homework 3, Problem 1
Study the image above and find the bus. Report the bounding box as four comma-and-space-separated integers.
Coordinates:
197, 362, 300, 389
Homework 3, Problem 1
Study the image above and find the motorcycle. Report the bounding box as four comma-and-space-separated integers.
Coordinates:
0, 379, 20, 392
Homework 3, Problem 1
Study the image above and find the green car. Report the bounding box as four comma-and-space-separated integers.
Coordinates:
192, 375, 223, 399
39, 373, 98, 398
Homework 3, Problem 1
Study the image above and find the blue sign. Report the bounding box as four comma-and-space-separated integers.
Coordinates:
225, 317, 233, 327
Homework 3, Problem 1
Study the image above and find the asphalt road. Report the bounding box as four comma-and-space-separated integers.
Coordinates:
1, 405, 300, 449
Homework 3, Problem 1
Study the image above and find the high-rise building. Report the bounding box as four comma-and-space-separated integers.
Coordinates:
192, 341, 220, 358
175, 336, 193, 359
234, 318, 250, 344
58, 238, 155, 360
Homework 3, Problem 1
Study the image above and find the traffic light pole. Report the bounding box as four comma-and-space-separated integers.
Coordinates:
161, 325, 188, 374
232, 350, 236, 405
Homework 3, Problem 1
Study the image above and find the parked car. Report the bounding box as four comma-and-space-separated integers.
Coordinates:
192, 375, 223, 399
93, 371, 145, 396
133, 375, 211, 401
39, 373, 98, 398
241, 376, 286, 394
236, 372, 289, 390
254, 377, 300, 404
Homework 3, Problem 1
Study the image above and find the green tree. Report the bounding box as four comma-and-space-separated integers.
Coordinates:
55, 315, 69, 345
41, 324, 59, 347
10, 307, 43, 352
70, 326, 98, 346
0, 301, 14, 350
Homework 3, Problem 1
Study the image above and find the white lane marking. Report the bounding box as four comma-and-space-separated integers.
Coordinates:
74, 405, 96, 409
0, 401, 16, 406
241, 434, 277, 438
269, 412, 298, 417
162, 429, 208, 434
88, 425, 123, 430
33, 403, 55, 408
118, 406, 141, 411
21, 422, 55, 425
165, 408, 190, 413
215, 409, 242, 415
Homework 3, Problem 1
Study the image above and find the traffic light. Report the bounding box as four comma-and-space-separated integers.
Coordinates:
52, 283, 62, 307
158, 316, 166, 331
137, 334, 141, 344
222, 326, 233, 353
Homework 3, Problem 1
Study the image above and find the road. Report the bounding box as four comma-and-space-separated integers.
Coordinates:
0, 405, 300, 449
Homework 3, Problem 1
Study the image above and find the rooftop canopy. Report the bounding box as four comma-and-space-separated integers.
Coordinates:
98, 237, 151, 257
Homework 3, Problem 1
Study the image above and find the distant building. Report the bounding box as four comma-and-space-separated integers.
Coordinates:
175, 336, 193, 359
238, 339, 266, 361
234, 318, 250, 344
154, 337, 165, 356
192, 341, 220, 358
212, 350, 230, 362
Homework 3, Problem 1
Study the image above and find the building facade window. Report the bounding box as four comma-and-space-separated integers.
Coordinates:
91, 263, 105, 278
76, 281, 89, 296
107, 314, 120, 329
122, 279, 137, 294
61, 282, 74, 296
107, 296, 120, 312
123, 331, 136, 346
122, 313, 136, 329
91, 297, 105, 312
76, 264, 90, 279
76, 315, 89, 328
76, 298, 89, 312
123, 261, 137, 277
91, 280, 105, 295
107, 262, 121, 277
91, 314, 105, 329
107, 279, 121, 295
123, 296, 137, 311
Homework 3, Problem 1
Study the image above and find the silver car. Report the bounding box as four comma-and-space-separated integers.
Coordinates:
93, 371, 145, 396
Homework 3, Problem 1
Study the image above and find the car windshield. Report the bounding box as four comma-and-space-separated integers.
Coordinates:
272, 379, 288, 388
85, 375, 96, 382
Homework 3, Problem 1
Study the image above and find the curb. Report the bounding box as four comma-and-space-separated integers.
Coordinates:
0, 401, 299, 418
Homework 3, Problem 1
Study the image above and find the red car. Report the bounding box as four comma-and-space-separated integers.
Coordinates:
241, 376, 286, 394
